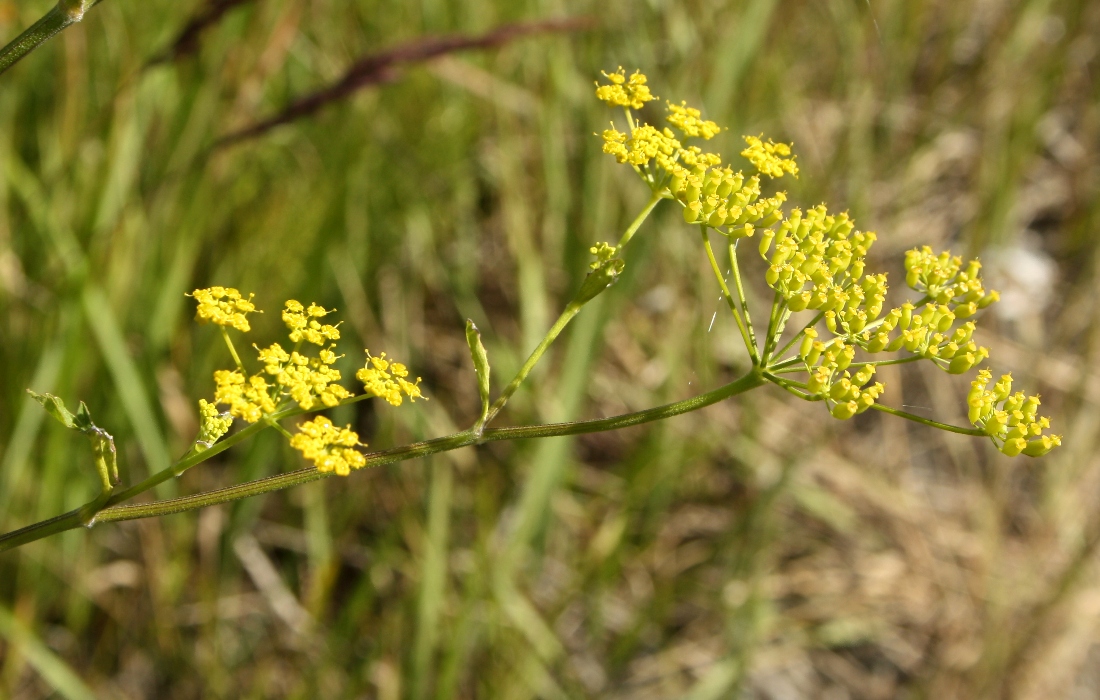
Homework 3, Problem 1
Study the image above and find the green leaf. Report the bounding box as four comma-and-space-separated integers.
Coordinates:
26, 390, 117, 492
465, 320, 491, 424
26, 390, 78, 430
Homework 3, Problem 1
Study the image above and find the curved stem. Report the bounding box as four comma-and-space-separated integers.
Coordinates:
481, 302, 581, 427
869, 403, 985, 437
728, 241, 758, 354
701, 226, 757, 363
0, 371, 766, 550
615, 191, 663, 250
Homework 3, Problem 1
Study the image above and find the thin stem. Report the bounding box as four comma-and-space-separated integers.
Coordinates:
762, 290, 786, 361
220, 326, 246, 374
0, 371, 767, 549
701, 226, 756, 363
727, 241, 758, 355
481, 193, 663, 429
771, 311, 825, 364
480, 302, 581, 427
0, 1, 89, 77
615, 191, 663, 250
869, 404, 986, 437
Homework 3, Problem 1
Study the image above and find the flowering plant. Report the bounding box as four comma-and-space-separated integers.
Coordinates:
0, 69, 1058, 553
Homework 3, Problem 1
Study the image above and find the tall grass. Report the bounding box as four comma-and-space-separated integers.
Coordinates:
0, 0, 1096, 697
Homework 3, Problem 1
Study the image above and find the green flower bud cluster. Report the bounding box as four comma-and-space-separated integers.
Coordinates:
842, 302, 989, 374
968, 370, 1061, 457
589, 242, 617, 269
196, 398, 232, 452
757, 204, 877, 314
798, 332, 887, 419
904, 246, 1000, 314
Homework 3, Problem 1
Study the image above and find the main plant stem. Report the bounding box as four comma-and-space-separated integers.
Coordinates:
0, 371, 767, 552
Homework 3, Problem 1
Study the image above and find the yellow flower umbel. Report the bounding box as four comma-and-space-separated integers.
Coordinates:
255, 342, 351, 410
289, 416, 366, 476
594, 67, 657, 110
213, 370, 277, 423
968, 370, 1060, 457
595, 69, 795, 237
740, 135, 799, 179
190, 287, 258, 332
357, 351, 424, 406
282, 300, 341, 345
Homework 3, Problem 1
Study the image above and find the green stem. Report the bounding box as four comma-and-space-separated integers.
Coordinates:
701, 227, 757, 364
869, 404, 985, 437
480, 302, 581, 427
771, 311, 825, 365
0, 372, 767, 550
220, 326, 246, 374
0, 0, 90, 76
615, 191, 663, 250
728, 241, 758, 355
480, 193, 663, 429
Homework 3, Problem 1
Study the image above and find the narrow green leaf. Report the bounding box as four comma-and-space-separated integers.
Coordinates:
26, 391, 117, 491
26, 390, 77, 430
0, 605, 96, 700
465, 320, 491, 424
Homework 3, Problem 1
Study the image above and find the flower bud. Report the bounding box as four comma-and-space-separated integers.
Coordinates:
831, 401, 858, 420
1000, 437, 1026, 457
683, 200, 702, 224
1022, 435, 1061, 457
837, 345, 855, 371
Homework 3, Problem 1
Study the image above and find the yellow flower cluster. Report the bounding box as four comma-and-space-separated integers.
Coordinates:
601, 125, 682, 169
190, 287, 257, 332
289, 416, 366, 476
356, 351, 424, 406
674, 166, 786, 235
968, 370, 1060, 456
666, 101, 721, 139
740, 135, 799, 178
256, 342, 351, 410
595, 68, 657, 109
195, 399, 233, 451
596, 70, 796, 233
758, 205, 877, 314
904, 246, 1000, 313
282, 300, 340, 345
214, 370, 277, 423
843, 303, 990, 374
801, 339, 887, 419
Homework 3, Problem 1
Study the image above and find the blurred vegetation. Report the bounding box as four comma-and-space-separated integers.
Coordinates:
0, 0, 1096, 697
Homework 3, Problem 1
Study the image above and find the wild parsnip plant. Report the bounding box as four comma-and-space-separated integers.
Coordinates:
0, 69, 1059, 554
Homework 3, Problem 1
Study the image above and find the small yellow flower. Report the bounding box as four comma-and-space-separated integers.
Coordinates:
289, 416, 367, 477
967, 370, 1060, 457
190, 287, 258, 332
666, 101, 721, 140
282, 300, 341, 345
595, 68, 657, 110
356, 350, 424, 406
740, 135, 799, 178
213, 370, 277, 423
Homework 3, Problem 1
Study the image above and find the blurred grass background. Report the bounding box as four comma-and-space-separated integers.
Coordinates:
0, 0, 1097, 697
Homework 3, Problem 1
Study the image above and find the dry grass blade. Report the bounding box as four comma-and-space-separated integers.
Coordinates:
214, 15, 594, 147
